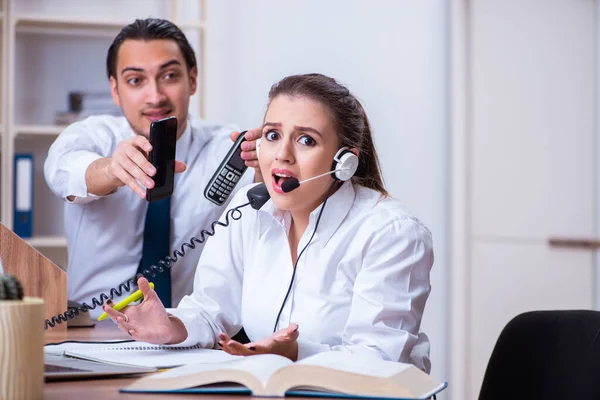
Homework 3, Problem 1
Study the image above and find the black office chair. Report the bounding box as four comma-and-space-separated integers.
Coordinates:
478, 310, 600, 400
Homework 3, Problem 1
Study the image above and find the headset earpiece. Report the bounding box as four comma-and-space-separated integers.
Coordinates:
332, 147, 358, 181
256, 138, 261, 159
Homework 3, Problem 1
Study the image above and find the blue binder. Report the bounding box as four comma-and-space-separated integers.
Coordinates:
13, 154, 33, 238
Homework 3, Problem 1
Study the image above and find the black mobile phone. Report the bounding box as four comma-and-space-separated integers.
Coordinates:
204, 131, 248, 205
146, 116, 177, 202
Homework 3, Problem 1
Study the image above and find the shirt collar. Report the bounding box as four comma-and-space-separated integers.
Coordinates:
258, 181, 357, 247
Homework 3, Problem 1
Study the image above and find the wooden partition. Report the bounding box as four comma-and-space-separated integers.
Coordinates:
0, 223, 67, 332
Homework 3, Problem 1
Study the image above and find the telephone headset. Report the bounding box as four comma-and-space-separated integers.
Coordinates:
44, 133, 359, 331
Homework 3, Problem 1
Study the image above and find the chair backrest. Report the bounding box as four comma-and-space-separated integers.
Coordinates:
478, 310, 600, 400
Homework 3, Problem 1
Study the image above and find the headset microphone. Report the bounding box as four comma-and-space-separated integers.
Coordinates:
281, 147, 359, 193
281, 170, 337, 193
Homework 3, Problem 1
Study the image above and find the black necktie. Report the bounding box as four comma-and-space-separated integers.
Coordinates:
137, 197, 171, 307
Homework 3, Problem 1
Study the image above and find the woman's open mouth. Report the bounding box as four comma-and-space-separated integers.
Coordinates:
272, 171, 297, 194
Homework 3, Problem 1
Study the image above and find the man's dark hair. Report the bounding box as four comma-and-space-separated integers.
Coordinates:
106, 18, 197, 79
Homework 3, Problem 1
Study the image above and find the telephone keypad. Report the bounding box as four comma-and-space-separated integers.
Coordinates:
206, 165, 243, 205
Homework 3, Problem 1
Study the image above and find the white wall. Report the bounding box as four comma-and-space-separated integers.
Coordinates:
204, 0, 449, 386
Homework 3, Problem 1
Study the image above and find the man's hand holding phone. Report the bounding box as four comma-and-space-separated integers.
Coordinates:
103, 135, 186, 199
230, 127, 262, 182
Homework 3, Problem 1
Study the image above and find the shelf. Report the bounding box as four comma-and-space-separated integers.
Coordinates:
179, 21, 205, 30
14, 15, 131, 37
14, 125, 65, 137
25, 235, 67, 248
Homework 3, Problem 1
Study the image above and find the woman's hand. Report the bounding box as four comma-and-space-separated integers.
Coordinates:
102, 277, 188, 344
218, 323, 299, 361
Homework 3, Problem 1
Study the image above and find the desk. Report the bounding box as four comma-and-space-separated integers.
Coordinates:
44, 321, 240, 400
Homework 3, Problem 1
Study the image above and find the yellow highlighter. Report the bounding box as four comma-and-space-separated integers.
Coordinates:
97, 282, 154, 321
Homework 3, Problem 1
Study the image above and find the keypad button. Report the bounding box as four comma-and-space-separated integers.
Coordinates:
219, 197, 225, 202
220, 169, 227, 176
227, 185, 234, 191
217, 190, 223, 196
232, 175, 240, 183
209, 190, 215, 195
226, 171, 235, 180
224, 189, 230, 195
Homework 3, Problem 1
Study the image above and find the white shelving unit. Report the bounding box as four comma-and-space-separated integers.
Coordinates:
25, 235, 67, 248
0, 0, 206, 268
15, 125, 65, 137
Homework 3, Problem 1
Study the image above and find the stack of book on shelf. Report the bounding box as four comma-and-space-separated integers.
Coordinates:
54, 91, 122, 125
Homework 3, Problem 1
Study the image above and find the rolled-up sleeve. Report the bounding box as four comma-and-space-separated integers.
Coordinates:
297, 217, 434, 372
44, 118, 114, 204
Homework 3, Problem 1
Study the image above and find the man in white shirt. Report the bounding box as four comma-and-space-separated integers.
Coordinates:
44, 18, 259, 318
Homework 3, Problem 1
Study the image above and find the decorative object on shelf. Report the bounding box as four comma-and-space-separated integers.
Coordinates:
0, 274, 45, 400
54, 91, 122, 125
13, 154, 33, 239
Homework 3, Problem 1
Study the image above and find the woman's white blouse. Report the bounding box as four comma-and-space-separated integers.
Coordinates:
168, 181, 434, 371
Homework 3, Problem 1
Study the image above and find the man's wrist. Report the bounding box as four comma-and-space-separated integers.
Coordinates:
86, 158, 120, 196
100, 158, 121, 187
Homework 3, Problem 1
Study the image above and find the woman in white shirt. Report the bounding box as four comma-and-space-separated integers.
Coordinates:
103, 73, 434, 372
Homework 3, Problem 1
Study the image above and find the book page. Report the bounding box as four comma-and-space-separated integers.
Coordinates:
47, 341, 239, 368
44, 340, 135, 355
297, 352, 412, 378
149, 354, 293, 387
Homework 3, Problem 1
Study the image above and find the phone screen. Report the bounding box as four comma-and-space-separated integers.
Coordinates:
228, 147, 246, 171
146, 116, 177, 202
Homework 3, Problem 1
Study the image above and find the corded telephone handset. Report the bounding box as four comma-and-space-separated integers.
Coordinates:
44, 132, 270, 329
204, 131, 248, 205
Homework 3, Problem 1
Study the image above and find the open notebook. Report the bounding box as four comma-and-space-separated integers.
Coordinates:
121, 352, 447, 399
44, 340, 239, 369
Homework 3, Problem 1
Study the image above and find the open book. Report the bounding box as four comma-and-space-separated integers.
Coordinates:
44, 340, 239, 369
121, 352, 447, 399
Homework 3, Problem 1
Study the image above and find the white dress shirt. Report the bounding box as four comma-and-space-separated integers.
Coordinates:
44, 115, 253, 317
169, 181, 434, 372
